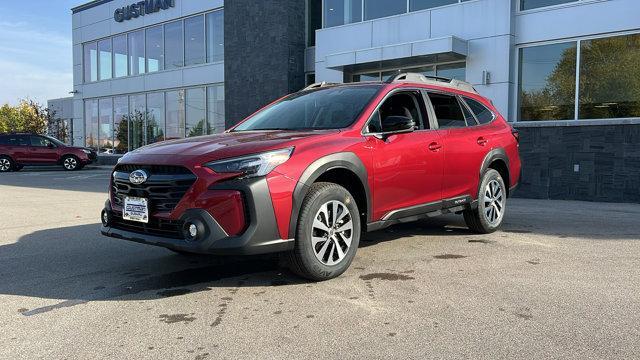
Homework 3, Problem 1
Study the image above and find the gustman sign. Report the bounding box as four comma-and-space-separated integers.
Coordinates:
114, 0, 176, 23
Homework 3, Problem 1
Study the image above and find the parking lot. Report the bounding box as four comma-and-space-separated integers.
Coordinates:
1, 167, 639, 359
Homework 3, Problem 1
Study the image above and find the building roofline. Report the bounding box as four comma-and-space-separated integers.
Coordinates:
71, 0, 114, 14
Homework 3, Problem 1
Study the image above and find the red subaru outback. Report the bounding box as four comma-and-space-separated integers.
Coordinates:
101, 73, 521, 281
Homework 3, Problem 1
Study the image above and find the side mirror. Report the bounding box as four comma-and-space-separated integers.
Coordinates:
374, 116, 415, 139
47, 143, 55, 149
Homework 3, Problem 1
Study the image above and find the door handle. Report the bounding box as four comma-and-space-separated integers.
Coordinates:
428, 142, 442, 152
477, 137, 489, 146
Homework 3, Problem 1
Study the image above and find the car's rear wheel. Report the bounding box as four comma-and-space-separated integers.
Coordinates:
0, 156, 14, 172
285, 182, 361, 281
62, 155, 80, 171
464, 169, 506, 234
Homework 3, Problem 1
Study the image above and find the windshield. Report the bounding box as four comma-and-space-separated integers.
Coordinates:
233, 85, 381, 131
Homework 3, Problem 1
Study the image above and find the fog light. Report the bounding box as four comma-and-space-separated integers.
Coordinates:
188, 224, 198, 238
101, 210, 110, 226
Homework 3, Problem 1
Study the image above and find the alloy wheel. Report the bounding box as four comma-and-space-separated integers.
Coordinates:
64, 157, 77, 170
311, 200, 354, 266
0, 158, 11, 172
483, 179, 505, 225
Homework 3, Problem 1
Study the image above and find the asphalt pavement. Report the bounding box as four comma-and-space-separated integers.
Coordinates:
1, 167, 639, 359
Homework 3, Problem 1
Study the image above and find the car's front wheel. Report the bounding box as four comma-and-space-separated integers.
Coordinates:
0, 156, 14, 173
285, 182, 361, 281
62, 155, 80, 171
464, 169, 507, 234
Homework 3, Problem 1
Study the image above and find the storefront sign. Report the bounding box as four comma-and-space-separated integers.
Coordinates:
114, 0, 175, 23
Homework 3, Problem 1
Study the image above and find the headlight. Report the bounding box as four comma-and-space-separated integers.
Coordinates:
204, 148, 293, 178
82, 149, 92, 154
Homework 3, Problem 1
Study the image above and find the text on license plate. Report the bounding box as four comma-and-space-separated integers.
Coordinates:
123, 196, 149, 223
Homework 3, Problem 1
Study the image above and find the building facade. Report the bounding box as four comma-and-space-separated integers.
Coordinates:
68, 0, 640, 202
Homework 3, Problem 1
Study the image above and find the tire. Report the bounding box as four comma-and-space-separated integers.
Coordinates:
284, 182, 361, 281
62, 155, 80, 171
0, 156, 14, 172
464, 169, 507, 234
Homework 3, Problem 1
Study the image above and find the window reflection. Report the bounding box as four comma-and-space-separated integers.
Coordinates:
165, 21, 184, 69
113, 96, 129, 153
146, 92, 165, 143
128, 30, 145, 76
85, 99, 99, 151
186, 88, 207, 137
410, 0, 458, 11
84, 42, 97, 82
520, 0, 576, 11
146, 26, 164, 73
206, 11, 224, 63
207, 85, 225, 134
166, 90, 186, 140
98, 98, 113, 153
113, 35, 128, 78
518, 42, 576, 121
579, 33, 640, 120
324, 0, 362, 27
98, 39, 112, 80
364, 0, 407, 20
128, 94, 146, 150
185, 16, 205, 66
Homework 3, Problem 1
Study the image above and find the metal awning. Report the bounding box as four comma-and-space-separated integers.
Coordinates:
324, 36, 468, 73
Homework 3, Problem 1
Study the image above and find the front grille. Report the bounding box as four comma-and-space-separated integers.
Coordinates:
111, 165, 197, 213
110, 212, 185, 239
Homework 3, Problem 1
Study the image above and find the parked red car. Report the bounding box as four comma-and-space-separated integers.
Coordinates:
0, 133, 97, 172
101, 73, 521, 280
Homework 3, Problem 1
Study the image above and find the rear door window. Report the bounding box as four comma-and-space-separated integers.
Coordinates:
428, 92, 467, 129
3, 135, 29, 146
464, 97, 495, 124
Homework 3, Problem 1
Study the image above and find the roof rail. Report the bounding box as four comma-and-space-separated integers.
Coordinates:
302, 82, 340, 91
385, 72, 478, 94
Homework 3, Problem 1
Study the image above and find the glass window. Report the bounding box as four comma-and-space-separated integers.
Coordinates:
128, 30, 145, 76
185, 16, 206, 66
579, 33, 640, 120
98, 39, 112, 81
30, 136, 52, 147
436, 63, 466, 81
308, 0, 322, 46
324, 0, 362, 27
206, 10, 224, 63
84, 42, 97, 82
146, 92, 165, 144
165, 21, 184, 69
378, 92, 427, 130
429, 92, 467, 129
146, 25, 164, 73
207, 85, 225, 134
410, 0, 457, 11
166, 90, 186, 139
113, 96, 129, 154
406, 65, 436, 77
353, 72, 380, 82
186, 88, 207, 137
85, 99, 99, 150
364, 0, 406, 21
465, 97, 494, 124
129, 94, 146, 150
234, 86, 382, 131
520, 0, 576, 11
98, 98, 113, 153
113, 35, 128, 78
518, 42, 576, 121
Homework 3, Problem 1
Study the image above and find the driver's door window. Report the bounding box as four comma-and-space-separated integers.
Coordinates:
30, 136, 52, 147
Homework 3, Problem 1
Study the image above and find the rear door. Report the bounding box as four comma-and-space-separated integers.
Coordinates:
427, 92, 491, 201
28, 136, 59, 163
3, 135, 30, 162
366, 90, 444, 221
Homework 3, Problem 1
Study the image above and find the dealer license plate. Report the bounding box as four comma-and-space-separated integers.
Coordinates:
123, 197, 149, 223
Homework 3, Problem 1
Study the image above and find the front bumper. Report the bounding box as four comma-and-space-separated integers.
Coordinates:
101, 177, 294, 255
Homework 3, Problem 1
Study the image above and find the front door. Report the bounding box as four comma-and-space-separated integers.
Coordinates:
367, 90, 444, 221
28, 136, 59, 163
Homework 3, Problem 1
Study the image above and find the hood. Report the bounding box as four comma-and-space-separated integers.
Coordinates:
124, 130, 337, 161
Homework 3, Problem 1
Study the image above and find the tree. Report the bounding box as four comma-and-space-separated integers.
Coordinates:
0, 99, 52, 135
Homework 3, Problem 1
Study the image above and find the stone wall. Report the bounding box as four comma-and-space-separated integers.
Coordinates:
515, 124, 640, 203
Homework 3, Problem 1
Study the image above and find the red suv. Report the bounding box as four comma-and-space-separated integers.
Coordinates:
101, 73, 521, 281
0, 133, 97, 172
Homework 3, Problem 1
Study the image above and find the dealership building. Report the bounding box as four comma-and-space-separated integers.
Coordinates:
61, 0, 639, 202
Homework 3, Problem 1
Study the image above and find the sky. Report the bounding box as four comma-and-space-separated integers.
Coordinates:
0, 0, 87, 106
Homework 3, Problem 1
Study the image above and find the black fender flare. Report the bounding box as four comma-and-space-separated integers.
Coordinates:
288, 152, 371, 238
479, 147, 510, 190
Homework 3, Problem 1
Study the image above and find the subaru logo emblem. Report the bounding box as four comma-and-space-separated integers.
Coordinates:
129, 170, 148, 185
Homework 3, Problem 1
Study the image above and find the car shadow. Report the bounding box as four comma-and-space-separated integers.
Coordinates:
0, 167, 110, 193
0, 223, 305, 316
